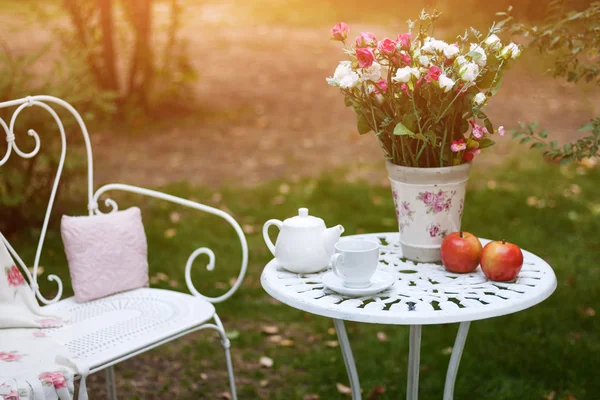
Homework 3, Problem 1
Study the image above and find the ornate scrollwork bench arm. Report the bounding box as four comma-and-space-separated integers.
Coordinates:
92, 183, 249, 303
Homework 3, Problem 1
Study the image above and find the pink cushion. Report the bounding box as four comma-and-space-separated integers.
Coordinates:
61, 207, 149, 303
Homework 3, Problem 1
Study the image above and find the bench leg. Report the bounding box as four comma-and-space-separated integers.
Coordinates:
105, 366, 117, 400
214, 313, 238, 400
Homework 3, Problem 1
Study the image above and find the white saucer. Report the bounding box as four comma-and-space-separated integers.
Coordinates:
322, 270, 395, 296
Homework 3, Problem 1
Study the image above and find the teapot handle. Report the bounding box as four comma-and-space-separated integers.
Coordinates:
263, 219, 283, 256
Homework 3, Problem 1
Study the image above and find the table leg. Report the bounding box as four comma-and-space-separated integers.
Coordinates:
407, 325, 422, 400
333, 319, 361, 400
443, 321, 471, 400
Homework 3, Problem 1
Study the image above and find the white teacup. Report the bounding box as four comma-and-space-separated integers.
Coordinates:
330, 239, 380, 288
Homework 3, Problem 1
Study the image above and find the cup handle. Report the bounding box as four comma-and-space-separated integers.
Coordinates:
263, 219, 283, 256
331, 253, 344, 278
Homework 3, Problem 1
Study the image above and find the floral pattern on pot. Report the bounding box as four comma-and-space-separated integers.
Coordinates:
5, 266, 24, 287
417, 190, 456, 214
0, 351, 23, 363
398, 201, 415, 233
426, 223, 448, 238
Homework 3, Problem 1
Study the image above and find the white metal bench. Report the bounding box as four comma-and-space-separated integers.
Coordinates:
0, 95, 248, 399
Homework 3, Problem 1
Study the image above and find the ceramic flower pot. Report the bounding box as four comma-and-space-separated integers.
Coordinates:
386, 161, 471, 263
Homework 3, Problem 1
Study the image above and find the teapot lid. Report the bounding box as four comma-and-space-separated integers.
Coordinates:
285, 208, 324, 228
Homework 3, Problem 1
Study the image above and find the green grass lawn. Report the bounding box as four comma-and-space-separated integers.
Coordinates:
6, 157, 600, 399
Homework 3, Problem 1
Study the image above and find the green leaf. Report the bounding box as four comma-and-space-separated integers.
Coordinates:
344, 97, 353, 107
512, 132, 526, 139
393, 122, 415, 137
484, 119, 494, 135
478, 138, 496, 149
357, 115, 372, 135
520, 137, 534, 145
530, 142, 546, 150
401, 114, 418, 132
578, 123, 596, 132
538, 129, 548, 138
226, 330, 240, 340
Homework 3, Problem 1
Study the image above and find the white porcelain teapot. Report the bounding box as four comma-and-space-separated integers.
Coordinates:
263, 208, 345, 273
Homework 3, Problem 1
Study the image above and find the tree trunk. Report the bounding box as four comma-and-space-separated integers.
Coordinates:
126, 0, 154, 110
97, 0, 119, 92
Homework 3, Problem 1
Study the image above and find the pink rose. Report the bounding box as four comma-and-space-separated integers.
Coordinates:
400, 83, 410, 97
356, 32, 377, 47
377, 38, 397, 56
6, 266, 24, 287
397, 33, 412, 49
0, 352, 23, 362
425, 66, 442, 83
497, 126, 505, 136
331, 22, 349, 41
374, 79, 388, 94
355, 48, 375, 68
39, 372, 67, 389
399, 53, 411, 65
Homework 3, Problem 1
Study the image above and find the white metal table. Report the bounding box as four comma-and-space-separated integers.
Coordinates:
261, 233, 557, 400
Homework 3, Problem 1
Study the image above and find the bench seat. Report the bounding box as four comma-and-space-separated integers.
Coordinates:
42, 288, 216, 372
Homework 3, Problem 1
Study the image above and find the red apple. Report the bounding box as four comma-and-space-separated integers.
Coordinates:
480, 240, 524, 282
440, 231, 483, 273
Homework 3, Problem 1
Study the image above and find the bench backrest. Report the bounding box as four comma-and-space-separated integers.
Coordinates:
0, 96, 96, 305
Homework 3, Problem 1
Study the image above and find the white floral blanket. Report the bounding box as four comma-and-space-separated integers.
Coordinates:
0, 235, 88, 400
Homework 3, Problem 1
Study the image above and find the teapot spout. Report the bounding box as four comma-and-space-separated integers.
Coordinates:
322, 225, 345, 257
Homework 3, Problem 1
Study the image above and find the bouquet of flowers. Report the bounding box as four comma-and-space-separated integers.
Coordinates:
327, 11, 521, 168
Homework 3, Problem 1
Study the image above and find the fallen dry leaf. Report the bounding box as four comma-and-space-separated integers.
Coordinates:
327, 328, 336, 335
242, 224, 256, 234
215, 282, 227, 289
336, 383, 352, 396
259, 379, 269, 387
211, 192, 223, 204
271, 195, 286, 205
200, 373, 208, 381
262, 325, 279, 335
326, 340, 339, 348
376, 332, 388, 342
367, 385, 386, 400
279, 339, 295, 347
164, 228, 177, 238
441, 347, 453, 355
279, 183, 290, 194
545, 391, 555, 400
371, 195, 383, 205
303, 395, 320, 400
583, 306, 596, 317
219, 392, 232, 400
268, 335, 283, 343
169, 211, 181, 224
259, 356, 274, 368
566, 395, 577, 400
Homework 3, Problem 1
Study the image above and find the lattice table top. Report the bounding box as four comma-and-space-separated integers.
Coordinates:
261, 233, 557, 325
